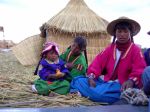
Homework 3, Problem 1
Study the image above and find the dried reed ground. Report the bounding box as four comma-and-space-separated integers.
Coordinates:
0, 50, 101, 108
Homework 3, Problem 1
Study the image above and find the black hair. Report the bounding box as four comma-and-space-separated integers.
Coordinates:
74, 36, 87, 50
74, 36, 88, 65
112, 22, 134, 43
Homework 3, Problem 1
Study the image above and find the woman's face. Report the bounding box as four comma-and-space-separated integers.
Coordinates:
116, 28, 131, 43
46, 49, 58, 62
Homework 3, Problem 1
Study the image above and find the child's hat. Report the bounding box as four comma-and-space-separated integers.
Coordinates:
42, 42, 59, 55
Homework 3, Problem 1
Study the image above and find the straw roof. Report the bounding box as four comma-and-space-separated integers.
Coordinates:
47, 0, 108, 34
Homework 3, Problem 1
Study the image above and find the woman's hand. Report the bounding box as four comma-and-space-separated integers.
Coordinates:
88, 78, 96, 87
121, 79, 134, 91
65, 63, 73, 69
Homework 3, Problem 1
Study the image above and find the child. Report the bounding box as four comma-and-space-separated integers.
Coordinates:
32, 42, 70, 96
60, 36, 88, 95
60, 36, 88, 81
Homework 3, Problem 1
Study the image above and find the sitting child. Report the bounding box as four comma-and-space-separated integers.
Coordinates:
32, 42, 70, 96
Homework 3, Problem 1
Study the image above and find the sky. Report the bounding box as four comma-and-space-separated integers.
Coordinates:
0, 0, 150, 48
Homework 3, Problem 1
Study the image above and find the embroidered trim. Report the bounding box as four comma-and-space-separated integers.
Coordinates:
76, 64, 83, 71
67, 51, 72, 62
113, 45, 116, 60
122, 43, 133, 59
66, 50, 80, 64
130, 77, 139, 85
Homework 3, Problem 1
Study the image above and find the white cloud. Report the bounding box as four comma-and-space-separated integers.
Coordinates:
86, 0, 150, 48
0, 0, 150, 48
0, 0, 69, 42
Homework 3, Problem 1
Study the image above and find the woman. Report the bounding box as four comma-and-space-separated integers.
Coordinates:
70, 17, 146, 104
143, 31, 150, 66
142, 31, 150, 95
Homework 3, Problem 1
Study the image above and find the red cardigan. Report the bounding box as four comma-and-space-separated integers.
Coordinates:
87, 43, 146, 88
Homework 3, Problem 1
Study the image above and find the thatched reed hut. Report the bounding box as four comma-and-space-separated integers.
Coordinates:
42, 0, 111, 64
12, 0, 111, 66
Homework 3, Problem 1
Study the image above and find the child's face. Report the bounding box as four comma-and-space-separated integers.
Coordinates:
71, 42, 82, 56
46, 49, 58, 62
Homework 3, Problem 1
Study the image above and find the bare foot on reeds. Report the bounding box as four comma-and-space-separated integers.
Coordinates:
69, 91, 81, 97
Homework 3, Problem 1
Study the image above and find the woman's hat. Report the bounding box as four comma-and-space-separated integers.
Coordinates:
107, 16, 141, 36
42, 42, 59, 55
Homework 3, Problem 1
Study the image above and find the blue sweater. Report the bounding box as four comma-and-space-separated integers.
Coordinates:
38, 59, 70, 81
